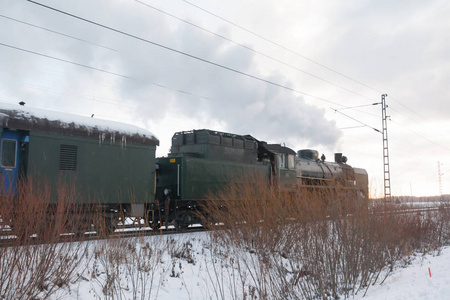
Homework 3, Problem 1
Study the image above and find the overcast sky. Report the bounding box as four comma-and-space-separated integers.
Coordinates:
1, 0, 449, 197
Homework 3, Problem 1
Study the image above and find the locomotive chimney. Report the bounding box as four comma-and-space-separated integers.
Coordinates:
334, 153, 343, 163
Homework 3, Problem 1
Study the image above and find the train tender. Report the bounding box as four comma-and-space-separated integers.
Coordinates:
154, 129, 368, 230
0, 102, 159, 229
154, 130, 271, 230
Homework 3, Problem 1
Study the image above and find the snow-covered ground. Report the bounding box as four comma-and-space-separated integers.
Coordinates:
51, 231, 450, 300
353, 246, 450, 300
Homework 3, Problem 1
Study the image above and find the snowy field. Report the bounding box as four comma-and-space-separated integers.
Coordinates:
353, 246, 450, 300
46, 231, 450, 300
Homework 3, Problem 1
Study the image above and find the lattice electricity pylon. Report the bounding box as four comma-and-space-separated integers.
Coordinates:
381, 94, 391, 201
438, 161, 443, 197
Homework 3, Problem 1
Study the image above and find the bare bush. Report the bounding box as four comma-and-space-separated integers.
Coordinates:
86, 232, 171, 300
201, 175, 450, 300
0, 176, 88, 299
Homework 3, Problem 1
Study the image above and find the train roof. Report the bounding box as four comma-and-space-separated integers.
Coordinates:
0, 102, 159, 146
261, 143, 296, 155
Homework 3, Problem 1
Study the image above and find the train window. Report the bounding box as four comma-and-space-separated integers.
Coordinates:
278, 154, 296, 169
288, 155, 295, 169
278, 154, 285, 169
59, 144, 77, 171
1, 139, 17, 168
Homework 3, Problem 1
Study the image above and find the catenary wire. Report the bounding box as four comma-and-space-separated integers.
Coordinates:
389, 119, 450, 152
24, 0, 429, 151
332, 108, 381, 133
135, 0, 375, 102
182, 0, 431, 127
182, 0, 383, 94
25, 0, 346, 107
0, 42, 129, 78
26, 0, 443, 153
389, 95, 431, 122
0, 14, 117, 52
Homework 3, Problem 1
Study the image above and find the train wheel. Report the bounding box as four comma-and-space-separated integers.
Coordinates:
174, 212, 191, 232
72, 216, 92, 237
105, 216, 118, 235
35, 214, 57, 241
149, 221, 161, 231
95, 215, 118, 235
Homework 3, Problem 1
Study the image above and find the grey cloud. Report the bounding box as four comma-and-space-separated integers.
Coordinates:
1, 1, 341, 150
110, 16, 341, 148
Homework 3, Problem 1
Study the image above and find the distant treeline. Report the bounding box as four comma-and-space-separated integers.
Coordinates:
374, 195, 450, 203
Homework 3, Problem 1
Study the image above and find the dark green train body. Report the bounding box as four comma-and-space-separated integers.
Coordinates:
26, 131, 156, 205
154, 130, 368, 230
0, 103, 159, 226
154, 130, 298, 229
156, 156, 270, 202
0, 102, 369, 233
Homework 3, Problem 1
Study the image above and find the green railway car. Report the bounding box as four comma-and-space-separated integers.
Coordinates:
156, 156, 271, 202
154, 129, 296, 230
0, 103, 159, 227
0, 103, 368, 234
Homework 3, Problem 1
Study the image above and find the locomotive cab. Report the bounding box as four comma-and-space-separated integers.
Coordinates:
255, 142, 297, 186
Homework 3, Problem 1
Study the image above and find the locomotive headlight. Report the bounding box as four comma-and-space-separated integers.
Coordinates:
164, 188, 171, 196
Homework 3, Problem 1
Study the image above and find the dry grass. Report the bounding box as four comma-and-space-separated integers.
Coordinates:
1, 174, 449, 299
200, 174, 450, 299
0, 176, 88, 299
87, 236, 169, 300
0, 176, 172, 299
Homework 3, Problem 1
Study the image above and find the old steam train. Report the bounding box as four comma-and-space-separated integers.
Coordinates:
155, 130, 368, 230
0, 103, 368, 232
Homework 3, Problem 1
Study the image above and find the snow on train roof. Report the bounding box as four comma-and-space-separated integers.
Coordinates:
0, 102, 159, 146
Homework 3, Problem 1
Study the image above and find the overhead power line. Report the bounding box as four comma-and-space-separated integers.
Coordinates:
135, 0, 375, 102
334, 103, 380, 110
339, 125, 366, 130
3, 59, 211, 102
388, 106, 421, 124
332, 107, 381, 134
389, 95, 431, 122
0, 14, 117, 51
0, 42, 130, 78
152, 83, 211, 100
181, 0, 450, 150
390, 119, 450, 152
183, 0, 433, 125
26, 0, 345, 107
332, 101, 450, 152
183, 0, 383, 94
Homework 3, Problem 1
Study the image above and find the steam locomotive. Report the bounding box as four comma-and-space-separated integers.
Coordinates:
155, 130, 368, 230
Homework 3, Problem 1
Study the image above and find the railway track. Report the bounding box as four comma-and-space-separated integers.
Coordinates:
374, 205, 443, 215
0, 220, 206, 247
1, 203, 447, 247
372, 203, 450, 214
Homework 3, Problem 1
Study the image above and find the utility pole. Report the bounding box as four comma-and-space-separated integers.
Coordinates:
381, 94, 391, 201
438, 161, 443, 197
